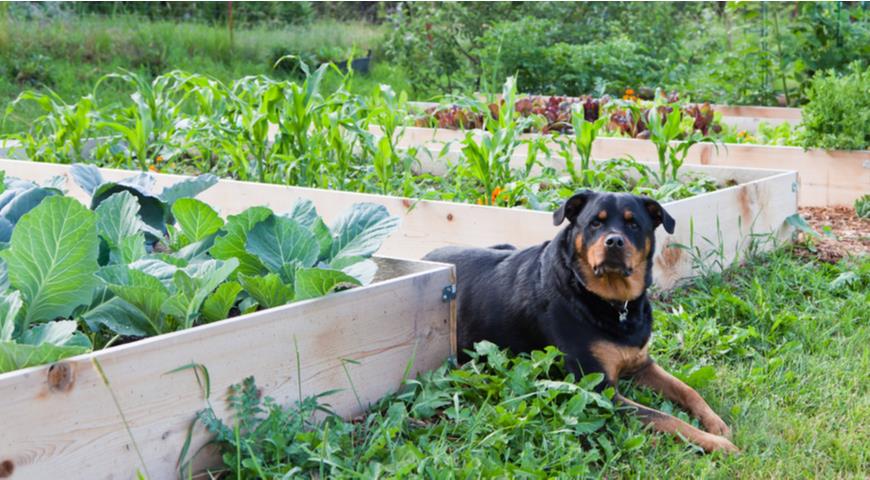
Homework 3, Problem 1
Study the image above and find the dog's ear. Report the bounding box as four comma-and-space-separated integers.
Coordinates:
642, 197, 676, 234
553, 190, 596, 226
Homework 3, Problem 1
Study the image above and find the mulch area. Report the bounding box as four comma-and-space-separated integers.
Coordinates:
794, 206, 870, 263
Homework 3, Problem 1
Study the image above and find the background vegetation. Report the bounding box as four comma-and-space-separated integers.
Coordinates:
2, 2, 868, 134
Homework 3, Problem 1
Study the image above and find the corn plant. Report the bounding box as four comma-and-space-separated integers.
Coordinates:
453, 77, 537, 206
3, 89, 97, 163
571, 109, 607, 173
646, 107, 716, 184
93, 71, 205, 170
555, 108, 607, 187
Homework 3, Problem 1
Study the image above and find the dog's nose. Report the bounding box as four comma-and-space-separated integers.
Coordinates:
604, 234, 625, 249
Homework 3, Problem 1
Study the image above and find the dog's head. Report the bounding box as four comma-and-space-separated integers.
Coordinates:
553, 190, 675, 302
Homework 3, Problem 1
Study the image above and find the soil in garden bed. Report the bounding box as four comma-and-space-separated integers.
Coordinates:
795, 206, 870, 262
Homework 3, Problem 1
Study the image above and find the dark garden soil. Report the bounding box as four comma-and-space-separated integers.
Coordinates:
795, 206, 870, 263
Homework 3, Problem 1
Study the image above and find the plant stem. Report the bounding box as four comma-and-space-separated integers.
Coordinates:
771, 7, 790, 106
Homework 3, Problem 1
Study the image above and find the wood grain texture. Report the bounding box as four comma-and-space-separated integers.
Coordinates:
0, 159, 796, 291
710, 104, 802, 120
0, 257, 454, 479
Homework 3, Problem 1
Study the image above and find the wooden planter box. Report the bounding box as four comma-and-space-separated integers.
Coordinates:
0, 160, 456, 478
711, 104, 801, 131
384, 125, 867, 208
0, 158, 796, 293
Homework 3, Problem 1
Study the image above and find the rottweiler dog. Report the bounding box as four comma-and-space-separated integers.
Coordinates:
424, 190, 738, 453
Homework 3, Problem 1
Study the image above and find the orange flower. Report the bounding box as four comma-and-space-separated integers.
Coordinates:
491, 186, 502, 203
148, 165, 158, 172
155, 155, 164, 163
625, 88, 635, 96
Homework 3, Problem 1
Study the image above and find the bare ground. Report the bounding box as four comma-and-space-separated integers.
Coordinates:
794, 206, 870, 262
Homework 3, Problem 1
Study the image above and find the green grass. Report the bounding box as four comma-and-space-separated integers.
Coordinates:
0, 14, 407, 134
627, 250, 869, 478
197, 248, 869, 478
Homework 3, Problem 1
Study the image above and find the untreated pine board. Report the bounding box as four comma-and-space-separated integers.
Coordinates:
710, 104, 802, 120
712, 105, 802, 131
0, 159, 797, 291
384, 126, 868, 207
585, 138, 868, 207
0, 257, 454, 480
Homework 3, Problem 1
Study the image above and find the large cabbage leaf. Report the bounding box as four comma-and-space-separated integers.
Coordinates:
1, 196, 99, 330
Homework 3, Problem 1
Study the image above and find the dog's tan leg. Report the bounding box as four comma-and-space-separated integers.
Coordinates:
632, 362, 732, 438
614, 393, 739, 453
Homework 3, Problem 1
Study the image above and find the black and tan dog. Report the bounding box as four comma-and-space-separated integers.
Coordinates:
424, 190, 738, 453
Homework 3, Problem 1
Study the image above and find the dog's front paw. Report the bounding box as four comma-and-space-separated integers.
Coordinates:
699, 432, 740, 454
702, 414, 732, 438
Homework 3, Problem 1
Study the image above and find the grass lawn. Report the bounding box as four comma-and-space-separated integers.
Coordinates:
0, 14, 409, 135
196, 245, 869, 478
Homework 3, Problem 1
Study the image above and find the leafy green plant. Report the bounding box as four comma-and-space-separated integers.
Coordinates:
451, 77, 540, 206
3, 89, 97, 163
0, 299, 91, 373
95, 70, 196, 170
646, 107, 716, 183
194, 341, 618, 478
0, 166, 401, 373
855, 195, 870, 219
562, 109, 608, 185
3, 69, 721, 224
799, 62, 870, 151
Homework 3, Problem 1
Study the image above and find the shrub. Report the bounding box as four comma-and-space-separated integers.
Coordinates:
478, 18, 661, 97
800, 62, 870, 150
383, 2, 517, 95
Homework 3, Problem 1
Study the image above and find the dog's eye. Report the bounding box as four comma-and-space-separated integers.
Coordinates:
627, 220, 639, 230
590, 220, 602, 229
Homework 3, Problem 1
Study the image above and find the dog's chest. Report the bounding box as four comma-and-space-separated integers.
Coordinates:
590, 338, 651, 380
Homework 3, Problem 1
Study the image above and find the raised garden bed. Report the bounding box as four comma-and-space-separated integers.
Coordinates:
0, 160, 455, 478
0, 158, 797, 291
0, 255, 453, 478
711, 104, 802, 131
383, 123, 867, 208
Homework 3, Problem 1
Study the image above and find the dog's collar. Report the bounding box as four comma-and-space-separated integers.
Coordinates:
609, 300, 630, 323
568, 267, 632, 323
